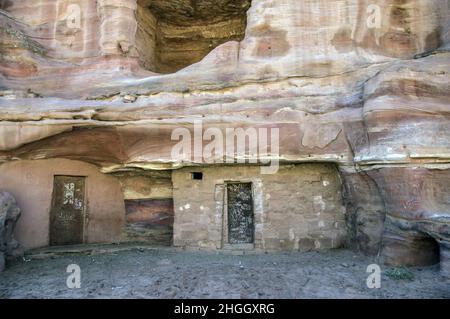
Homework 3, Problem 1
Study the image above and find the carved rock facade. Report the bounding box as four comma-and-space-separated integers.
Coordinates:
0, 1, 449, 277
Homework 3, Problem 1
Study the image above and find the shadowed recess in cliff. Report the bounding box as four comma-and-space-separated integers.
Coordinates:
136, 0, 252, 74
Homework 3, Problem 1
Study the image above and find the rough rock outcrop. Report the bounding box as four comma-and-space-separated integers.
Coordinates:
368, 168, 450, 277
0, 191, 23, 271
0, 0, 449, 276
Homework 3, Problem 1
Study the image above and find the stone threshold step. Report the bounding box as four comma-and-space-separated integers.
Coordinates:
24, 243, 173, 259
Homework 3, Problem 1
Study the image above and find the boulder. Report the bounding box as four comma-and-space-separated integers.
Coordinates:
0, 191, 23, 271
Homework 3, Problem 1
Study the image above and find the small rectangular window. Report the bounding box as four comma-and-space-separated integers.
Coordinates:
191, 172, 203, 180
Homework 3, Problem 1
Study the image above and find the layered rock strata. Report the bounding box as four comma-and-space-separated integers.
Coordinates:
0, 0, 449, 276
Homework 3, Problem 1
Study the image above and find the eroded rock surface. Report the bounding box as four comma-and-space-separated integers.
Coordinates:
0, 0, 449, 276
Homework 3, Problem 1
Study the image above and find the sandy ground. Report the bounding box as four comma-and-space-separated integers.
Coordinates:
0, 247, 449, 299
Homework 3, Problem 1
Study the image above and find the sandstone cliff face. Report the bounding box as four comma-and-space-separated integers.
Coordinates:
0, 0, 449, 274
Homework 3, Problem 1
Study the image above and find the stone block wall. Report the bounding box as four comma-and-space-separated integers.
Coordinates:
172, 164, 346, 251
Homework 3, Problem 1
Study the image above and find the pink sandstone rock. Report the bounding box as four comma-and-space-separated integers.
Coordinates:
0, 0, 449, 276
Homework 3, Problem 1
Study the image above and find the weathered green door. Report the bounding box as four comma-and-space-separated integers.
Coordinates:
50, 176, 86, 246
227, 183, 254, 244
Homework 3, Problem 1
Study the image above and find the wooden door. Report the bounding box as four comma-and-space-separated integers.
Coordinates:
50, 176, 86, 246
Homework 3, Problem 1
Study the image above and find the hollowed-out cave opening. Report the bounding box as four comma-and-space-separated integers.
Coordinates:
135, 0, 252, 74
411, 233, 441, 266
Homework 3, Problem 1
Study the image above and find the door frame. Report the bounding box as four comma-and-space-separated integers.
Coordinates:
49, 175, 88, 246
222, 181, 255, 249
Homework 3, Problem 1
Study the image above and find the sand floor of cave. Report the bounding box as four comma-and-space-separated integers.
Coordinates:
1, 246, 448, 299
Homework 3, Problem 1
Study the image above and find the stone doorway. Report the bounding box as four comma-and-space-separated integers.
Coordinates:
49, 176, 86, 246
227, 183, 254, 245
